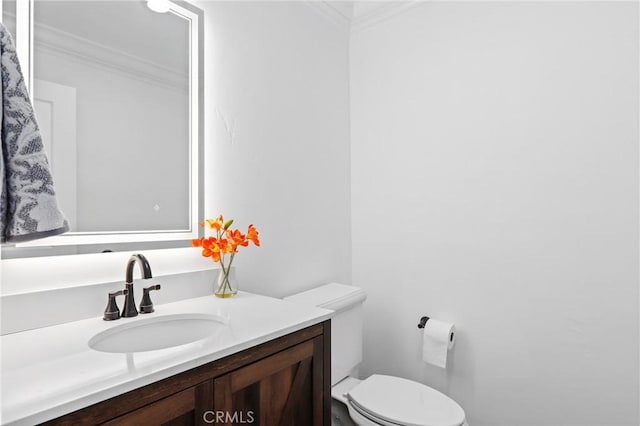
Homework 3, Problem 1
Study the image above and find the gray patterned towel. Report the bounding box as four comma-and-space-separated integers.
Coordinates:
1, 22, 68, 243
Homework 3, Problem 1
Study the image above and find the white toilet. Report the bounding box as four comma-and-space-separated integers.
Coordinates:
284, 283, 468, 426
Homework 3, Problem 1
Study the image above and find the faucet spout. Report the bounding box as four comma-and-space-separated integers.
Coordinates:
126, 253, 153, 283
122, 254, 153, 318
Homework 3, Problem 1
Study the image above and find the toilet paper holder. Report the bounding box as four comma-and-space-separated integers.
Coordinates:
418, 316, 456, 343
417, 316, 429, 328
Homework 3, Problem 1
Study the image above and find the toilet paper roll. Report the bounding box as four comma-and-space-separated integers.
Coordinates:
422, 318, 455, 368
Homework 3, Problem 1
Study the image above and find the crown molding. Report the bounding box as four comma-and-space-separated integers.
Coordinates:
305, 1, 425, 33
304, 1, 352, 28
351, 1, 424, 33
34, 22, 188, 91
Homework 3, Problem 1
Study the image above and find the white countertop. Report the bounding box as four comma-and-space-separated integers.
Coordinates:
0, 292, 333, 425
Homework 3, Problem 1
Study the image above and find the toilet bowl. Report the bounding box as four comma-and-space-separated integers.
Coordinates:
284, 283, 468, 426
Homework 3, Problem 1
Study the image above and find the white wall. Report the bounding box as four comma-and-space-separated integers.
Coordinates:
350, 2, 639, 426
196, 0, 352, 297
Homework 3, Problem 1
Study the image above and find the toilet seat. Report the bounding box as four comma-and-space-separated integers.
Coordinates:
346, 400, 401, 426
346, 375, 466, 426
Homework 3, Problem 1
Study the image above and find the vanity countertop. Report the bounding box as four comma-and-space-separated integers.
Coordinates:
0, 292, 333, 425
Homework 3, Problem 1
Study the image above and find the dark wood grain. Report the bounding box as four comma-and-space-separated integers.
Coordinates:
279, 357, 311, 426
101, 387, 195, 426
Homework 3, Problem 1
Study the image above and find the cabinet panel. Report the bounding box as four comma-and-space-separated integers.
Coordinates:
102, 381, 211, 426
213, 337, 323, 426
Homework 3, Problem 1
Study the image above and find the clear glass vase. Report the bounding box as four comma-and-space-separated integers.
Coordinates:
215, 267, 238, 298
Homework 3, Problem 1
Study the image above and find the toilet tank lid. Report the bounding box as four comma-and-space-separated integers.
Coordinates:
284, 283, 366, 313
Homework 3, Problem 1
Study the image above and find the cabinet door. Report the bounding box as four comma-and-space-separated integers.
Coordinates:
213, 336, 325, 426
102, 382, 211, 426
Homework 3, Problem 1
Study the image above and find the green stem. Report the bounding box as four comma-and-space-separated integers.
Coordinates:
225, 254, 235, 293
218, 253, 235, 295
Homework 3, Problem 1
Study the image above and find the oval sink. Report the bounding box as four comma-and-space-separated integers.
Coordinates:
89, 313, 227, 353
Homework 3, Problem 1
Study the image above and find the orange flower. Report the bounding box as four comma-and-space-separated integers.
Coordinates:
192, 216, 259, 266
226, 229, 247, 251
247, 224, 260, 247
206, 215, 224, 232
219, 238, 232, 254
195, 237, 212, 259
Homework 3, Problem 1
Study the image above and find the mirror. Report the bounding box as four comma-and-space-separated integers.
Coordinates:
1, 0, 203, 258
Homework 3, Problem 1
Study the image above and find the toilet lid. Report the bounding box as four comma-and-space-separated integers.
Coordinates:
346, 375, 465, 426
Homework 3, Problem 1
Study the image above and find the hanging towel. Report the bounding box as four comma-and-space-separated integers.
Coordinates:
0, 23, 68, 243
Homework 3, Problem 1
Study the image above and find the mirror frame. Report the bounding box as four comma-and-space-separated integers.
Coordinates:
10, 0, 204, 248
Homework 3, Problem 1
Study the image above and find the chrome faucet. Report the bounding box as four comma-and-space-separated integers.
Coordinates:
122, 253, 154, 318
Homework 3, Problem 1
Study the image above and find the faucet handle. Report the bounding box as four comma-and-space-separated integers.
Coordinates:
103, 289, 129, 321
140, 284, 161, 314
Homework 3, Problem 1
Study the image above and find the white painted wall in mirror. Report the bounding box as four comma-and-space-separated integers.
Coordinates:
33, 6, 190, 233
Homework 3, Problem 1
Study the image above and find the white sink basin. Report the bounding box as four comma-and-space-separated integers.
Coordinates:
88, 313, 227, 353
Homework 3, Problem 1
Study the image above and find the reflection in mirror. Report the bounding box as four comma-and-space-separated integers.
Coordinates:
2, 1, 16, 41
35, 0, 189, 232
1, 0, 203, 258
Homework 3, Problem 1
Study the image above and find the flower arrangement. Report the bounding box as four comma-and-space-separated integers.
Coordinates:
192, 215, 260, 297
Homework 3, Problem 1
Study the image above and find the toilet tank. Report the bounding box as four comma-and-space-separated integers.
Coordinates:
284, 283, 367, 386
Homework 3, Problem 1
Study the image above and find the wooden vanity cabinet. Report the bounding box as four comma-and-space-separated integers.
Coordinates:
43, 321, 330, 426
